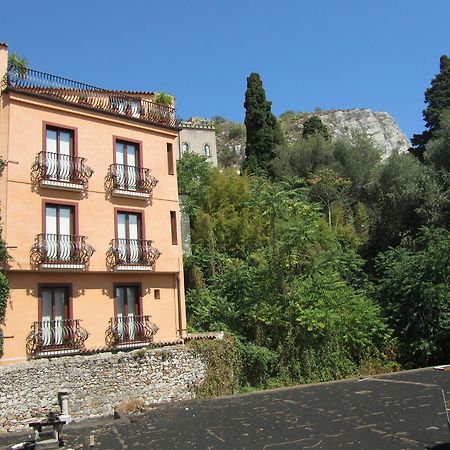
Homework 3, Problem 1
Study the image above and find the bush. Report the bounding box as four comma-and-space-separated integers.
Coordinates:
228, 125, 244, 140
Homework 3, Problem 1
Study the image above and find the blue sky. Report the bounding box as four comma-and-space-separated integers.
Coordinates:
2, 0, 450, 139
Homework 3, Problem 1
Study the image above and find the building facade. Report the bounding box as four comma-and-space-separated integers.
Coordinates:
177, 119, 218, 166
0, 44, 186, 364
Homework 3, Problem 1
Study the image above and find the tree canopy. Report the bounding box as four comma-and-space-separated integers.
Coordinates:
243, 73, 283, 176
411, 55, 450, 158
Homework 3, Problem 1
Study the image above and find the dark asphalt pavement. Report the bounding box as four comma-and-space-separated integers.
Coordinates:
2, 367, 450, 449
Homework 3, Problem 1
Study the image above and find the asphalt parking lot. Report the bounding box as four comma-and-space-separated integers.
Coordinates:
2, 367, 450, 449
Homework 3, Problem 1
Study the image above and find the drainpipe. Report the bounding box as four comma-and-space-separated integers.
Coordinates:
176, 274, 184, 339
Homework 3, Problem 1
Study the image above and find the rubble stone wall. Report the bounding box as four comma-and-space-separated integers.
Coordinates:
0, 346, 205, 432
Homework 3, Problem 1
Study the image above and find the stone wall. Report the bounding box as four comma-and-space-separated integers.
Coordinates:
0, 346, 206, 432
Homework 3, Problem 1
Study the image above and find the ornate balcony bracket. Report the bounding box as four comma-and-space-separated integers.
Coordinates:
105, 315, 159, 347
106, 239, 161, 271
30, 233, 95, 270
26, 319, 89, 357
104, 164, 158, 204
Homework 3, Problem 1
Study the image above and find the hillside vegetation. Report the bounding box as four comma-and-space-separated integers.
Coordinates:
180, 61, 450, 390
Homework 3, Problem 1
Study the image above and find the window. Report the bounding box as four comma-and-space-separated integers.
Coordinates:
181, 142, 190, 154
117, 211, 142, 241
115, 139, 140, 190
114, 285, 142, 340
167, 143, 174, 175
40, 285, 70, 345
45, 126, 74, 181
154, 289, 161, 299
170, 211, 178, 245
203, 143, 211, 157
116, 211, 143, 264
45, 204, 75, 261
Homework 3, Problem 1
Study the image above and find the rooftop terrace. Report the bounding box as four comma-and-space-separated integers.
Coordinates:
1, 66, 180, 128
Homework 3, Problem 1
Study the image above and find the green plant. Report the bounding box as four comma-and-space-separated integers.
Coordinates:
8, 53, 28, 77
188, 335, 241, 397
153, 91, 174, 106
228, 125, 244, 140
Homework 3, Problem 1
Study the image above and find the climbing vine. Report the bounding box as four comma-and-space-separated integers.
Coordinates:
0, 158, 9, 355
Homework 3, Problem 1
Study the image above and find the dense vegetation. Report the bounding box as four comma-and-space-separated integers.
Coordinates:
179, 61, 450, 390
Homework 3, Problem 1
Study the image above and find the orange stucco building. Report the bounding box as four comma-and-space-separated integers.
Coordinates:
0, 43, 186, 364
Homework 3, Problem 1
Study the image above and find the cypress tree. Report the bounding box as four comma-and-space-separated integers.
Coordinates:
243, 73, 283, 175
411, 55, 450, 159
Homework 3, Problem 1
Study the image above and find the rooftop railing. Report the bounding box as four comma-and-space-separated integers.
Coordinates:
3, 66, 180, 127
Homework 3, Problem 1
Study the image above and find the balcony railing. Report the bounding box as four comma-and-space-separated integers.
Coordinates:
30, 233, 94, 269
3, 66, 180, 127
26, 319, 89, 357
105, 163, 158, 199
31, 151, 93, 191
106, 239, 161, 270
105, 315, 158, 347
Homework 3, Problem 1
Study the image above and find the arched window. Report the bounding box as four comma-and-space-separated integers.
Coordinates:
181, 142, 190, 154
203, 143, 211, 157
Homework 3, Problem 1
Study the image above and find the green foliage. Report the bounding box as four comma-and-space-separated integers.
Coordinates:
412, 55, 450, 158
176, 153, 212, 216
375, 228, 450, 366
302, 115, 330, 140
153, 91, 174, 106
239, 342, 280, 387
365, 152, 445, 256
228, 125, 245, 140
425, 112, 450, 172
188, 335, 242, 397
243, 73, 283, 176
217, 147, 239, 168
7, 52, 28, 77
185, 169, 393, 387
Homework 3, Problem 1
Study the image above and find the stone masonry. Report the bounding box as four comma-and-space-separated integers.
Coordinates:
0, 346, 206, 432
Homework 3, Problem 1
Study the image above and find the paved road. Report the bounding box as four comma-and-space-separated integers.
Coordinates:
2, 368, 450, 449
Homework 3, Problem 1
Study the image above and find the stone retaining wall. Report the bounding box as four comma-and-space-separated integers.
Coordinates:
0, 346, 206, 432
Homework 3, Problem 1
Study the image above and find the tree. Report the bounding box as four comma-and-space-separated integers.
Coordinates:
375, 227, 450, 366
243, 73, 283, 176
7, 52, 28, 77
411, 55, 450, 159
302, 115, 330, 140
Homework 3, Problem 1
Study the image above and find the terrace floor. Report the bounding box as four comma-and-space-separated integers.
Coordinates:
2, 367, 450, 449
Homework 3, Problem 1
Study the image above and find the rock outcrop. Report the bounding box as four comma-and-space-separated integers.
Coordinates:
212, 108, 410, 165
280, 109, 410, 159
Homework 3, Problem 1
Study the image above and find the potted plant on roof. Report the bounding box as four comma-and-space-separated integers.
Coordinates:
153, 91, 174, 107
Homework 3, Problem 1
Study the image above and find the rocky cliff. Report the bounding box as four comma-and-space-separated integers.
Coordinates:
211, 108, 410, 166
280, 109, 410, 159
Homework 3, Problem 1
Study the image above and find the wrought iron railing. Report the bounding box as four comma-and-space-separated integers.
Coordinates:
31, 151, 93, 189
3, 66, 180, 127
105, 315, 158, 346
30, 233, 94, 268
105, 163, 158, 195
26, 319, 89, 357
106, 239, 160, 269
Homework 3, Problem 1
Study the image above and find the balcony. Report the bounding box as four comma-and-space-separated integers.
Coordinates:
106, 239, 160, 271
31, 151, 93, 193
26, 319, 89, 357
30, 233, 94, 270
105, 163, 158, 200
3, 66, 180, 128
105, 315, 158, 348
